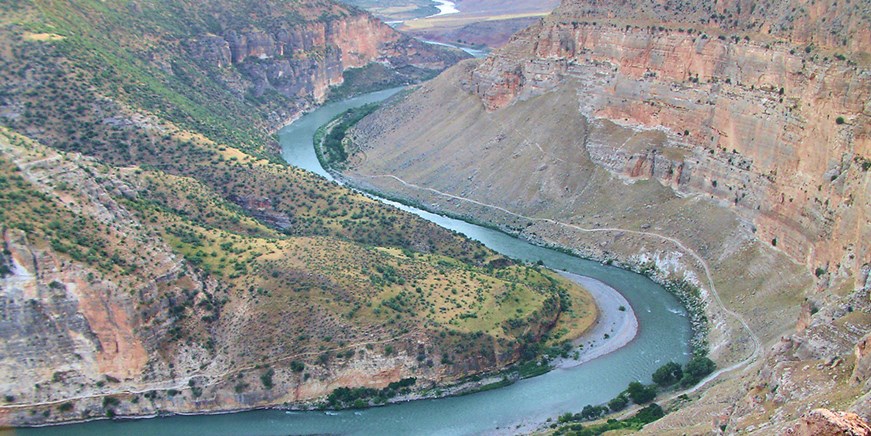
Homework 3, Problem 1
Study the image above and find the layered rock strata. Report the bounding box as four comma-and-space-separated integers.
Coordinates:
341, 0, 870, 432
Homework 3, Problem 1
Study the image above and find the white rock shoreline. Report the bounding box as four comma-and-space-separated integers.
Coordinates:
554, 271, 639, 369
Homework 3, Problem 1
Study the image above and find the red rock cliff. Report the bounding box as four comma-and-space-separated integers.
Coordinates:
189, 11, 465, 104
466, 0, 869, 290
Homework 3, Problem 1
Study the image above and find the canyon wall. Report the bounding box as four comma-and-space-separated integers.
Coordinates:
342, 0, 870, 432
0, 0, 541, 426
189, 13, 464, 104
468, 15, 869, 288
0, 126, 562, 426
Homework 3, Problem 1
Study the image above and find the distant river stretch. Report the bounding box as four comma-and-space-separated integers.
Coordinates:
20, 88, 690, 436
430, 0, 459, 16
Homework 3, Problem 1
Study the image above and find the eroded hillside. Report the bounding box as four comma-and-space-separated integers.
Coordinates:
0, 0, 591, 426
342, 0, 871, 432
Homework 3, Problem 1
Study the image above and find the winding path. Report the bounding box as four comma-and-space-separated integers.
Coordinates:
358, 172, 762, 391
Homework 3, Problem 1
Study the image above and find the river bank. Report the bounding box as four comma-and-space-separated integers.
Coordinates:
555, 272, 638, 369
10, 270, 642, 433
16, 88, 690, 436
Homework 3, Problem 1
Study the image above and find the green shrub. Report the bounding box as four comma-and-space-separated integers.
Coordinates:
626, 381, 656, 404
102, 396, 120, 408
260, 368, 275, 389
581, 404, 608, 420
608, 395, 628, 411
652, 362, 683, 387
681, 356, 716, 386
632, 403, 665, 424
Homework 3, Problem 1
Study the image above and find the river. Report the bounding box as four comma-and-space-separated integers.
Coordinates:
421, 39, 490, 58
18, 88, 691, 436
430, 0, 459, 16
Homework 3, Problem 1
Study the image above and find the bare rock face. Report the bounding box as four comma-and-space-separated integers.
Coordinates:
853, 333, 871, 387
340, 0, 869, 433
789, 409, 871, 436
188, 13, 466, 104
465, 0, 869, 295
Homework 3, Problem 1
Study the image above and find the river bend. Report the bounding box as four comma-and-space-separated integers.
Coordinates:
19, 88, 691, 436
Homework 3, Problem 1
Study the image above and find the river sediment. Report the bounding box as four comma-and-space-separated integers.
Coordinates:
555, 272, 638, 369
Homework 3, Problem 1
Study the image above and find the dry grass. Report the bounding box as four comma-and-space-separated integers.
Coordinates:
22, 32, 65, 41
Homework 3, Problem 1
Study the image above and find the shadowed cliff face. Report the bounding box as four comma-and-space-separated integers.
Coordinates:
188, 13, 466, 104
341, 0, 870, 432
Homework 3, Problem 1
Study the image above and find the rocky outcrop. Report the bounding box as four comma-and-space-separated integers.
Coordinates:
187, 12, 466, 104
853, 332, 871, 387
465, 15, 869, 289
790, 409, 871, 436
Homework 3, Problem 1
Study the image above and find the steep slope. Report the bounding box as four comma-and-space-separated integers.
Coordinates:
0, 0, 590, 426
341, 0, 870, 432
1, 0, 466, 160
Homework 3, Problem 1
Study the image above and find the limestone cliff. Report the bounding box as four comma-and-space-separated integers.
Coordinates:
187, 11, 465, 106
341, 0, 870, 433
466, 5, 869, 289
0, 121, 575, 426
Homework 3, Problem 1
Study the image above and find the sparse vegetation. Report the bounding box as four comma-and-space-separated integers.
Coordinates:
317, 103, 382, 166
553, 403, 665, 435
552, 353, 716, 434
325, 377, 417, 408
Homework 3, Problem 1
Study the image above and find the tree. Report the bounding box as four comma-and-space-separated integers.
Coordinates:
633, 403, 665, 424
558, 412, 577, 423
608, 395, 628, 412
681, 356, 716, 386
260, 368, 274, 389
626, 381, 656, 404
581, 404, 607, 420
652, 361, 683, 387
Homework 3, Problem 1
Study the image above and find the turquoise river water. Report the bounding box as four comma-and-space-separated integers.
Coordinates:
17, 88, 691, 436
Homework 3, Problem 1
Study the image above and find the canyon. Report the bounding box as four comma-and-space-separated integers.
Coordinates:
341, 0, 870, 433
0, 0, 868, 432
0, 0, 591, 427
177, 0, 468, 130
188, 12, 465, 113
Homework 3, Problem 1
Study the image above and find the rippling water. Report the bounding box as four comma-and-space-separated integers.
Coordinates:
18, 89, 691, 436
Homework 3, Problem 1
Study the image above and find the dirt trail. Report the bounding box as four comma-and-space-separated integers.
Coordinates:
359, 172, 762, 386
